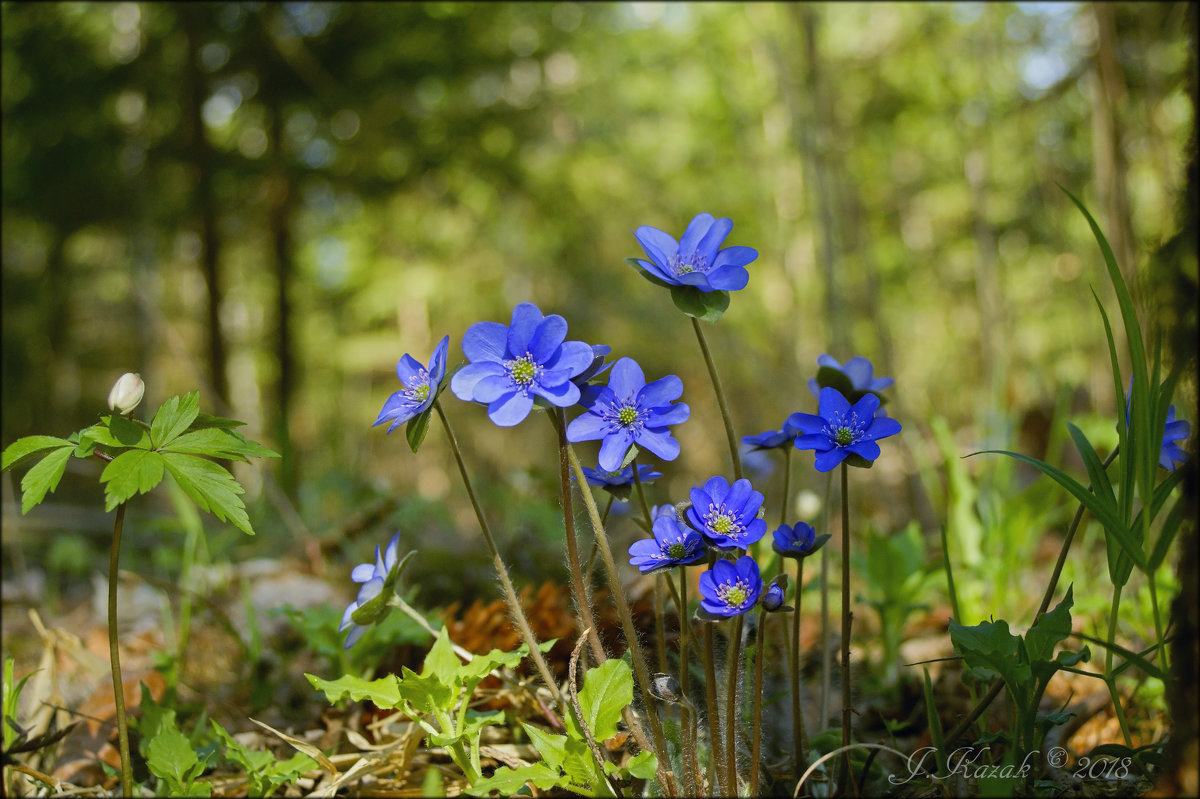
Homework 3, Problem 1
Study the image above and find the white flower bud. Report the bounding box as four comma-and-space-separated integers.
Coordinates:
107, 372, 145, 415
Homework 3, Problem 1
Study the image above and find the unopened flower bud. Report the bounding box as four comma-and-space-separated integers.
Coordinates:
107, 373, 145, 415
762, 580, 786, 612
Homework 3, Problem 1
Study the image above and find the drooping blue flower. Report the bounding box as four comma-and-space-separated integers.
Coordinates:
772, 521, 825, 560
339, 532, 402, 648
628, 510, 707, 574
1159, 406, 1190, 471
789, 388, 902, 472
807, 354, 894, 400
582, 463, 663, 488
450, 303, 596, 427
698, 555, 763, 617
566, 357, 690, 472
632, 213, 759, 294
374, 336, 450, 433
742, 417, 804, 452
686, 475, 767, 550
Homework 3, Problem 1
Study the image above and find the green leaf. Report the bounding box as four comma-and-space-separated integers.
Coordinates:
189, 412, 246, 430
521, 722, 568, 772
151, 391, 201, 449
17, 446, 73, 513
304, 673, 403, 709
162, 452, 254, 535
1025, 586, 1074, 664
623, 750, 658, 780
423, 627, 462, 680
2, 435, 74, 471
1066, 424, 1115, 506
100, 449, 166, 511
145, 726, 199, 791
397, 666, 456, 716
162, 428, 278, 461
572, 658, 633, 742
406, 406, 434, 453
1148, 494, 1186, 572
948, 617, 1030, 692
465, 762, 563, 796
669, 284, 729, 322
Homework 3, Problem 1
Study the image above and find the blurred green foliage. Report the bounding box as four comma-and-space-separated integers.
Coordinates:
2, 3, 1194, 594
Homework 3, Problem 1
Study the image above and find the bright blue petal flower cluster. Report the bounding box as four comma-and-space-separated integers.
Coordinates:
790, 388, 902, 472
567, 357, 690, 472
807, 354, 894, 399
374, 336, 449, 433
582, 463, 663, 488
686, 475, 767, 550
340, 532, 401, 649
627, 507, 707, 574
633, 213, 758, 293
451, 303, 596, 427
698, 555, 763, 617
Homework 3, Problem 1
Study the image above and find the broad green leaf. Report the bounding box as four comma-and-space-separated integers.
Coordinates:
211, 720, 274, 776
100, 449, 166, 511
397, 665, 456, 715
465, 762, 563, 796
573, 658, 633, 742
1025, 586, 1074, 665
76, 419, 151, 450
622, 750, 658, 780
304, 673, 403, 709
162, 428, 278, 461
145, 726, 199, 789
152, 391, 201, 449
190, 412, 246, 430
423, 628, 462, 680
669, 284, 729, 322
162, 452, 254, 535
521, 722, 568, 772
561, 734, 605, 793
2, 435, 74, 471
948, 617, 1030, 692
17, 446, 73, 513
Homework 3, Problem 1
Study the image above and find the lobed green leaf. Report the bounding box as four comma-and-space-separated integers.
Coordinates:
304, 672, 403, 709
465, 762, 563, 796
100, 449, 166, 511
669, 284, 729, 322
151, 391, 201, 449
2, 435, 74, 472
572, 657, 633, 743
161, 427, 279, 461
162, 452, 254, 535
17, 446, 73, 514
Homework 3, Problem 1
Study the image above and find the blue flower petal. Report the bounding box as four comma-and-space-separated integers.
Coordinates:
634, 226, 679, 270
818, 387, 853, 418
652, 403, 691, 426
867, 416, 902, 440
450, 361, 506, 401
678, 213, 717, 254
705, 265, 750, 292
787, 412, 826, 435
506, 303, 544, 355
544, 340, 596, 376
634, 427, 681, 462
532, 379, 580, 407
598, 432, 635, 472
487, 392, 534, 427
527, 314, 569, 363
607, 358, 646, 398
712, 245, 758, 268
395, 353, 426, 385
461, 321, 509, 362
694, 216, 733, 260
472, 374, 513, 403
566, 411, 611, 442
639, 374, 684, 407
813, 448, 848, 472
846, 440, 882, 462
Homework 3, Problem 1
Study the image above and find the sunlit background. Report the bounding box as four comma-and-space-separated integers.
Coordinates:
2, 2, 1195, 609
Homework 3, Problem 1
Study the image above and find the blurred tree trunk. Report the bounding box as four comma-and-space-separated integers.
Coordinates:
181, 5, 228, 406
268, 106, 297, 500
1090, 3, 1137, 287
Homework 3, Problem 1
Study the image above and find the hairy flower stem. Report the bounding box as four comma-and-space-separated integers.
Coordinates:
791, 558, 808, 779
631, 461, 668, 673
701, 552, 726, 791
108, 502, 134, 797
750, 607, 768, 796
819, 469, 834, 731
434, 400, 565, 709
553, 409, 607, 666
944, 446, 1119, 747
725, 615, 744, 795
838, 463, 856, 797
583, 496, 616, 590
678, 567, 702, 794
690, 317, 743, 481
565, 443, 679, 795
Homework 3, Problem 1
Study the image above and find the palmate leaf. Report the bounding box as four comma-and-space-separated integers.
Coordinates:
100, 449, 166, 511
1, 435, 74, 471
161, 428, 279, 461
162, 452, 255, 535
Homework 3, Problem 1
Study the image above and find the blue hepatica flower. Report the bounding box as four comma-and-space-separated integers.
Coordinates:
340, 532, 403, 649
790, 387, 902, 472
628, 510, 707, 574
761, 579, 787, 612
742, 417, 804, 452
1159, 406, 1191, 471
686, 475, 768, 550
567, 357, 690, 472
450, 303, 595, 427
698, 555, 763, 617
808, 354, 894, 400
374, 336, 450, 433
773, 521, 824, 560
582, 463, 663, 488
633, 212, 759, 293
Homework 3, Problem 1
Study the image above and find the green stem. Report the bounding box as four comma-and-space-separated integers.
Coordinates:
749, 608, 767, 797
725, 614, 744, 796
434, 400, 565, 709
108, 502, 134, 797
791, 558, 808, 779
691, 317, 742, 481
565, 443, 678, 795
839, 463, 855, 796
819, 469, 833, 728
583, 495, 615, 590
552, 409, 607, 665
1105, 586, 1123, 676
701, 553, 725, 792
678, 567, 701, 794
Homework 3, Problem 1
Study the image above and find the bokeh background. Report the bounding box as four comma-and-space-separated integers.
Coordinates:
2, 2, 1196, 610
